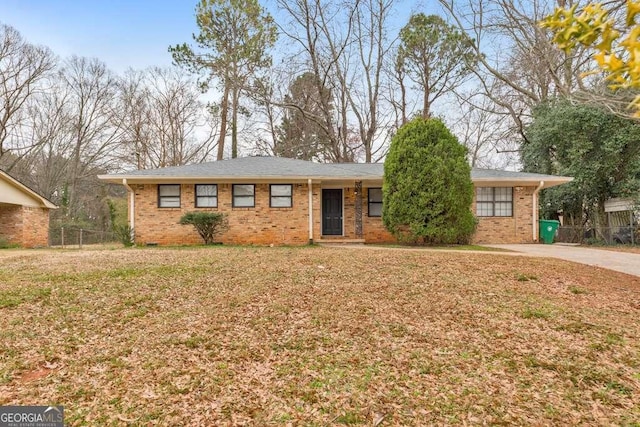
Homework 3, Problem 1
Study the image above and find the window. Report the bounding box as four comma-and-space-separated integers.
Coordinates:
195, 184, 217, 208
476, 187, 513, 217
158, 184, 180, 208
270, 184, 292, 208
233, 184, 255, 207
368, 188, 383, 217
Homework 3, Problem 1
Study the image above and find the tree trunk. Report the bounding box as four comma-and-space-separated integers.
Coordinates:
399, 74, 407, 125
217, 81, 230, 160
231, 86, 239, 159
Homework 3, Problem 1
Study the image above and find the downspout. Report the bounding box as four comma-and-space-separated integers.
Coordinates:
308, 179, 314, 244
123, 179, 135, 243
307, 178, 313, 245
532, 181, 544, 241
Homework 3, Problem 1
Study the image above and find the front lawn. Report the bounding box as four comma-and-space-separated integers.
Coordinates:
0, 247, 639, 425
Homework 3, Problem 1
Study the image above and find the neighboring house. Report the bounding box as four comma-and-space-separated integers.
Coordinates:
0, 170, 57, 247
98, 156, 572, 246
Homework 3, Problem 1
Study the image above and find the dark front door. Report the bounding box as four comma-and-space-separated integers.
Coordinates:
322, 189, 342, 235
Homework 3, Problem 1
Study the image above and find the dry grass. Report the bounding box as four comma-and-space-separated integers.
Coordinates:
591, 245, 640, 255
1, 246, 639, 425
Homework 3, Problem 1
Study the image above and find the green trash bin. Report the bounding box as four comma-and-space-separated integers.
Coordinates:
539, 220, 560, 244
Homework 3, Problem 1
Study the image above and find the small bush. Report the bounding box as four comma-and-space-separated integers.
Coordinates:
113, 224, 135, 247
179, 212, 229, 245
0, 237, 19, 249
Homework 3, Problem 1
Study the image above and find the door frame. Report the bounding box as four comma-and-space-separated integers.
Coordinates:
321, 187, 344, 236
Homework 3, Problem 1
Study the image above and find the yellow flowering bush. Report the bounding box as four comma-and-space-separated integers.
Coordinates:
541, 1, 640, 114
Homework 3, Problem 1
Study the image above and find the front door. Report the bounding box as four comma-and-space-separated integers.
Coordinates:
322, 189, 342, 235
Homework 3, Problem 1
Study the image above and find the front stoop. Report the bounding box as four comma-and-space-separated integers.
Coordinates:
316, 238, 365, 245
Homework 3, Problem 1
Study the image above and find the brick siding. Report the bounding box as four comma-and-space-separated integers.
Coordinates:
0, 204, 50, 247
133, 183, 319, 246
472, 186, 537, 244
130, 183, 538, 246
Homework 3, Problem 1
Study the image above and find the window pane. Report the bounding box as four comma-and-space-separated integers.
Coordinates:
234, 184, 254, 196
476, 187, 493, 202
271, 196, 292, 207
369, 188, 382, 203
369, 203, 382, 217
495, 202, 512, 216
196, 184, 217, 197
234, 196, 254, 207
197, 196, 217, 207
271, 184, 292, 196
160, 197, 180, 208
159, 184, 180, 197
494, 187, 512, 201
476, 202, 493, 217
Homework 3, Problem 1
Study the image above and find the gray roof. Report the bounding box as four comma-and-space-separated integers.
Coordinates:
98, 156, 572, 185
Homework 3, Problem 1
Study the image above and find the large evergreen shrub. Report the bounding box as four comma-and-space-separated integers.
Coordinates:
383, 117, 476, 244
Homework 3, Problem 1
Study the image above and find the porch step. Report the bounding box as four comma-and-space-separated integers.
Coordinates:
316, 238, 365, 245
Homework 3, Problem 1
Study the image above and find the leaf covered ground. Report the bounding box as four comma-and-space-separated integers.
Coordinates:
0, 246, 639, 425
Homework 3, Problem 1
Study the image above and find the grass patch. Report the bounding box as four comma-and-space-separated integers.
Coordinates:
521, 305, 552, 319
516, 273, 539, 282
367, 243, 510, 251
0, 287, 51, 308
568, 285, 588, 295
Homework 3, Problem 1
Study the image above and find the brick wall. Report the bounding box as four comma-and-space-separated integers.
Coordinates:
472, 186, 536, 244
133, 183, 319, 246
0, 204, 22, 244
130, 183, 538, 246
21, 206, 50, 247
0, 204, 50, 247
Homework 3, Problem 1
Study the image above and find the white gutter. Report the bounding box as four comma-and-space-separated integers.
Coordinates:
532, 181, 544, 241
122, 179, 135, 243
308, 179, 313, 244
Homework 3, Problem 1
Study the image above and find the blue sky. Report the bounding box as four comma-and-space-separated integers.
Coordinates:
1, 0, 438, 73
1, 0, 199, 72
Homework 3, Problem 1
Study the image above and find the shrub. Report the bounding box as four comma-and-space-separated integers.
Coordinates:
113, 224, 135, 247
0, 237, 19, 249
383, 117, 476, 245
179, 212, 229, 245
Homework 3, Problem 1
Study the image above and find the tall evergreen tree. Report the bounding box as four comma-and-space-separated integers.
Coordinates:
397, 14, 476, 118
170, 0, 277, 159
275, 72, 332, 161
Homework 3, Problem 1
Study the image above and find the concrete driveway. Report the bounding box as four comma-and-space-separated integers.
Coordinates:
487, 244, 640, 277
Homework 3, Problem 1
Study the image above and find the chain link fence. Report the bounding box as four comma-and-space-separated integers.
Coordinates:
49, 226, 119, 248
556, 226, 638, 245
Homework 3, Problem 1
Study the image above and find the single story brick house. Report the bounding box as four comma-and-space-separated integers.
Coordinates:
0, 170, 57, 247
98, 156, 572, 245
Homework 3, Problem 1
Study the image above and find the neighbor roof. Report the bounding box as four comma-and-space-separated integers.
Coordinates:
98, 156, 572, 188
0, 170, 57, 209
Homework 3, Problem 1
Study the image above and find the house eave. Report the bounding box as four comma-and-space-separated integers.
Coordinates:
97, 174, 383, 184
471, 177, 573, 188
0, 170, 58, 209
99, 174, 573, 189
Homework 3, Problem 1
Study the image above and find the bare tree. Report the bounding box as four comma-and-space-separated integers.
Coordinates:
449, 92, 519, 169
275, 0, 398, 162
347, 0, 396, 162
55, 56, 121, 219
0, 23, 56, 168
438, 0, 597, 141
117, 67, 219, 169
